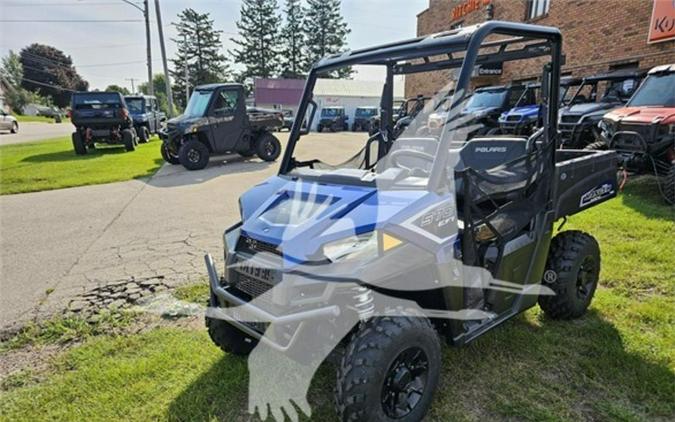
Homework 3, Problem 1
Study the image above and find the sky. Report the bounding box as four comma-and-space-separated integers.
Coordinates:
0, 0, 429, 91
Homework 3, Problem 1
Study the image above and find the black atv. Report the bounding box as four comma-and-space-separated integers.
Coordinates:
558, 69, 644, 149
125, 95, 166, 143
70, 91, 138, 155
317, 106, 348, 132
204, 21, 619, 422
160, 83, 282, 171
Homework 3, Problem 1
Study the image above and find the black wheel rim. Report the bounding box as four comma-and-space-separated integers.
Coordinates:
381, 347, 429, 419
187, 148, 200, 163
263, 139, 276, 157
576, 256, 596, 299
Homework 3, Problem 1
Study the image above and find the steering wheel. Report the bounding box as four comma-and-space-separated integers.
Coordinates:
389, 149, 435, 175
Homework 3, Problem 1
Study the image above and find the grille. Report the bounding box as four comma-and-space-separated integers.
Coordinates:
560, 114, 581, 124
236, 274, 274, 298
236, 235, 282, 256
616, 124, 651, 139
506, 114, 522, 122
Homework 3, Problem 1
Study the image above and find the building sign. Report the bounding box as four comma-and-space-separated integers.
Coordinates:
475, 62, 503, 76
452, 0, 492, 21
648, 0, 675, 43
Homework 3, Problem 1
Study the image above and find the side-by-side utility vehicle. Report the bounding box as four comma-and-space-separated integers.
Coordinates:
70, 91, 138, 154
317, 106, 349, 132
204, 22, 619, 421
352, 106, 379, 132
594, 63, 675, 204
558, 70, 644, 149
369, 95, 431, 137
125, 95, 166, 143
160, 83, 282, 170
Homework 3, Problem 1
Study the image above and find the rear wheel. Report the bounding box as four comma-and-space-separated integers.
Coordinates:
122, 129, 135, 151
179, 139, 210, 170
138, 126, 150, 143
72, 132, 87, 155
664, 163, 675, 205
160, 143, 180, 164
255, 132, 281, 161
539, 231, 600, 319
10, 122, 18, 134
336, 313, 441, 422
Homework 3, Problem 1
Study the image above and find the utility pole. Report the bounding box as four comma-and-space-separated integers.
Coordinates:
126, 78, 138, 93
121, 0, 152, 95
155, 0, 174, 117
183, 33, 190, 105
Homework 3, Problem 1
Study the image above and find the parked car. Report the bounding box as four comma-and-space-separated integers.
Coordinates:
70, 91, 138, 155
351, 106, 378, 132
0, 110, 18, 133
317, 106, 348, 132
558, 69, 644, 148
160, 83, 282, 170
124, 95, 166, 143
592, 63, 675, 203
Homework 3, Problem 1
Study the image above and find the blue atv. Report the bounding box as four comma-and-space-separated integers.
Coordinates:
203, 22, 619, 422
498, 82, 540, 136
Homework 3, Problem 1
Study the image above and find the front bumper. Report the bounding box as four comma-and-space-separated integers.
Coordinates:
205, 254, 341, 351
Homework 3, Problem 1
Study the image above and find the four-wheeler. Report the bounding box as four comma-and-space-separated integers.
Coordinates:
593, 63, 675, 204
317, 106, 348, 132
352, 106, 379, 132
160, 83, 282, 171
204, 21, 619, 422
70, 91, 138, 155
0, 110, 18, 134
498, 82, 539, 135
124, 95, 166, 143
558, 69, 644, 149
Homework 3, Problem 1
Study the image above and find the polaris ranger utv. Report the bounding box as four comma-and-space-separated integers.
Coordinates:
204, 22, 618, 422
125, 95, 166, 143
160, 83, 282, 170
317, 106, 349, 132
351, 106, 379, 132
368, 95, 431, 137
558, 69, 644, 149
593, 63, 675, 204
70, 91, 138, 154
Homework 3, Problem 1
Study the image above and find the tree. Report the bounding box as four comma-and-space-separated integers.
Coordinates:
19, 44, 88, 107
231, 0, 282, 80
1, 50, 47, 112
104, 84, 130, 95
303, 0, 351, 78
171, 8, 230, 108
279, 0, 306, 78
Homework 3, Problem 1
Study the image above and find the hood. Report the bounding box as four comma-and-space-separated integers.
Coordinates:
562, 101, 619, 116
166, 115, 206, 128
238, 176, 430, 264
500, 105, 540, 120
461, 106, 500, 116
604, 106, 675, 125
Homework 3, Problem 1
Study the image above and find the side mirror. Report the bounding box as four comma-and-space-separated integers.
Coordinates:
299, 100, 317, 136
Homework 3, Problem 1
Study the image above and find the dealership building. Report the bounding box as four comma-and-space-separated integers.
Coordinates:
406, 0, 675, 97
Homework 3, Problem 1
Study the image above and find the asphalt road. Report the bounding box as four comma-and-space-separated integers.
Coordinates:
0, 121, 73, 145
0, 131, 367, 331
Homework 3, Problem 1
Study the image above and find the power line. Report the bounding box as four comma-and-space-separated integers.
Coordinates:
0, 19, 144, 23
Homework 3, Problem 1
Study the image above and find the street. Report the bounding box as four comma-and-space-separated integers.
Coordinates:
0, 131, 366, 331
0, 121, 73, 145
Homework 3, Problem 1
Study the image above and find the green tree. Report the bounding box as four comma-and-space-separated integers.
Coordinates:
303, 0, 351, 78
139, 74, 178, 114
1, 50, 50, 112
279, 0, 306, 78
171, 8, 230, 108
19, 44, 88, 107
231, 0, 282, 80
104, 84, 130, 95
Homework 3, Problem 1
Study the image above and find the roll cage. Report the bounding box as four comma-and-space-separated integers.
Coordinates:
281, 21, 563, 193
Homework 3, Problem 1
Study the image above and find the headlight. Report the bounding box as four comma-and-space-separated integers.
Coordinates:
323, 232, 378, 263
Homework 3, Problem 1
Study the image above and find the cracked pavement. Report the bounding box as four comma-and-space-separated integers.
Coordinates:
0, 132, 364, 332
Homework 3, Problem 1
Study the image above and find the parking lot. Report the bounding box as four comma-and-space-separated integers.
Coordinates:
0, 131, 368, 331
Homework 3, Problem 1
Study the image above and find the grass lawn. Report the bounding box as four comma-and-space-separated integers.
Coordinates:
0, 182, 673, 421
0, 136, 164, 195
13, 115, 67, 124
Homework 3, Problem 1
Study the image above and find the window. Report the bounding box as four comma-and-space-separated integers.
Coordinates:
526, 0, 550, 20
212, 89, 239, 115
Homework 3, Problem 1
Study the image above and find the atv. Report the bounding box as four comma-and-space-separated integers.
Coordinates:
352, 106, 379, 132
125, 95, 166, 144
317, 106, 348, 132
204, 21, 618, 422
558, 69, 644, 149
592, 63, 675, 204
70, 91, 138, 155
160, 83, 282, 171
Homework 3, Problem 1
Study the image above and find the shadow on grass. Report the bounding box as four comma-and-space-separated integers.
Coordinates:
620, 176, 674, 220
21, 145, 130, 163
168, 310, 674, 421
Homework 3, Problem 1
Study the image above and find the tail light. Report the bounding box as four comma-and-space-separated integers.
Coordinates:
119, 108, 129, 119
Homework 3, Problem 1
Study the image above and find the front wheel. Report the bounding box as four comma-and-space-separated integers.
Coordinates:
72, 132, 87, 155
122, 129, 135, 152
138, 126, 150, 143
10, 122, 18, 134
255, 132, 281, 162
539, 231, 600, 319
160, 143, 180, 164
336, 313, 441, 422
178, 139, 210, 170
206, 315, 257, 356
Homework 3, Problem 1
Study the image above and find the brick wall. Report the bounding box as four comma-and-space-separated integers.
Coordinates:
406, 0, 675, 97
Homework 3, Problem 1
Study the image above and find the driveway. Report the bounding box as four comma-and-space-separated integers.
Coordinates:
0, 121, 73, 145
0, 131, 367, 331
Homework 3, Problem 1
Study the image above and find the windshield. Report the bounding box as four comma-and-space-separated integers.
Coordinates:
627, 73, 675, 107
465, 90, 506, 110
73, 93, 122, 110
184, 90, 212, 118
322, 108, 341, 117
356, 108, 377, 117
126, 98, 144, 113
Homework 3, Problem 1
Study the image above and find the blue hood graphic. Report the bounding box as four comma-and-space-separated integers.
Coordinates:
499, 104, 540, 123
238, 176, 430, 262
